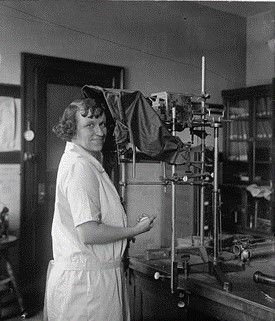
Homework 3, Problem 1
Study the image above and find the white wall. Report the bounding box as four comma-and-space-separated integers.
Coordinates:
0, 1, 246, 235
0, 1, 246, 102
246, 9, 275, 86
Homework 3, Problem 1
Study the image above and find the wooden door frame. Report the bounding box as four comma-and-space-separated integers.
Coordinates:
20, 53, 125, 283
272, 78, 275, 235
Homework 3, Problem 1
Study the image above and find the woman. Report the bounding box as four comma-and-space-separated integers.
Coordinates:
44, 98, 155, 321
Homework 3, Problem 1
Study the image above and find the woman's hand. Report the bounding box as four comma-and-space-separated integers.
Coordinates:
134, 214, 157, 235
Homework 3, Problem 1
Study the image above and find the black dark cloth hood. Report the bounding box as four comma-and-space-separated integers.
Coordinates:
82, 85, 188, 165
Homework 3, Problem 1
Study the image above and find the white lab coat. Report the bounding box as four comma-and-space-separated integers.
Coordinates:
44, 142, 130, 321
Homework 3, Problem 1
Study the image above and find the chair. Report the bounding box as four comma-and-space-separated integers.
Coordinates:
0, 235, 25, 320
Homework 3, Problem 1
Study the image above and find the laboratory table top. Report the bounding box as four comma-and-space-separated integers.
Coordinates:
129, 253, 275, 321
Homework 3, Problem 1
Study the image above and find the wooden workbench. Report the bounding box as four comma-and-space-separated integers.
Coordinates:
128, 254, 275, 321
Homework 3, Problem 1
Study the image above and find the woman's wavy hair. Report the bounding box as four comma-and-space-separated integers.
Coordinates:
53, 98, 106, 141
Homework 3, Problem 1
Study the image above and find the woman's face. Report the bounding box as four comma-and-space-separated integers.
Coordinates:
72, 110, 107, 154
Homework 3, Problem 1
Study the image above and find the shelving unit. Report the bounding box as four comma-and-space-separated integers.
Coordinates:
221, 82, 274, 236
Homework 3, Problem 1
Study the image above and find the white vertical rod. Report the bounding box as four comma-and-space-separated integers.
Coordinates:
132, 144, 136, 178
201, 56, 205, 94
213, 125, 219, 264
200, 56, 206, 246
171, 105, 177, 293
120, 157, 126, 208
162, 161, 167, 193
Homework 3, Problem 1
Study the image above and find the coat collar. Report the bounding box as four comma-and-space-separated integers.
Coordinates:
65, 142, 105, 173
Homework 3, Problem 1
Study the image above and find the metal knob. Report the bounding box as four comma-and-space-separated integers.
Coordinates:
178, 292, 186, 308
23, 151, 35, 162
154, 272, 170, 280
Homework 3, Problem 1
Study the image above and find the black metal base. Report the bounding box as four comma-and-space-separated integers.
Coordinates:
209, 261, 233, 292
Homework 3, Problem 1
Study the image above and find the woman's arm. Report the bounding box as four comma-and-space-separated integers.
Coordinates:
76, 215, 156, 245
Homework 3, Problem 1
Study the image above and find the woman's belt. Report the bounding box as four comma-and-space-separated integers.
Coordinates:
51, 259, 122, 271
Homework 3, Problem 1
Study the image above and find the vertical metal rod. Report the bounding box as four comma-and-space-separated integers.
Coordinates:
213, 124, 219, 264
200, 56, 206, 246
120, 69, 124, 89
254, 199, 258, 229
219, 193, 223, 253
162, 162, 167, 193
120, 157, 126, 208
171, 105, 177, 293
201, 56, 205, 94
132, 144, 136, 178
199, 134, 206, 244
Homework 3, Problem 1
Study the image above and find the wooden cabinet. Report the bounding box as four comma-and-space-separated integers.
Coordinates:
221, 81, 274, 235
128, 257, 275, 321
128, 270, 187, 321
127, 268, 219, 321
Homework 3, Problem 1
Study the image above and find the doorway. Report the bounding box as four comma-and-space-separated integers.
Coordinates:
19, 53, 124, 294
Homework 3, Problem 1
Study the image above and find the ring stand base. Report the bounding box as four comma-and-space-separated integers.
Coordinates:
209, 261, 232, 292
